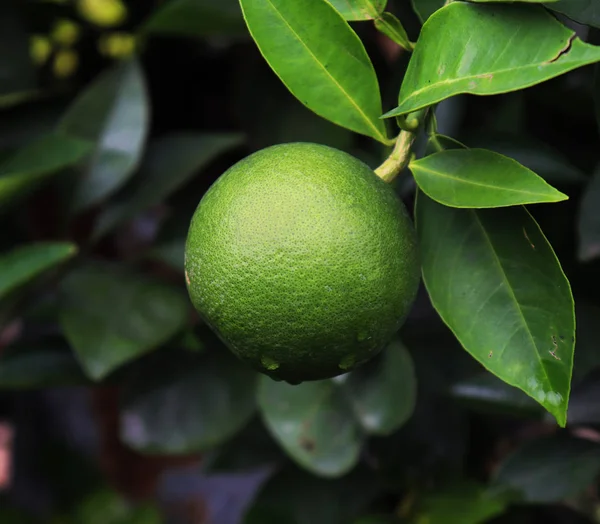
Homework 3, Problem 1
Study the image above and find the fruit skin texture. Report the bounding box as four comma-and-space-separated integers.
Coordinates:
185, 142, 420, 383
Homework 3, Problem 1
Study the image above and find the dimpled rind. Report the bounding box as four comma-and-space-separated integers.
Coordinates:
185, 142, 420, 383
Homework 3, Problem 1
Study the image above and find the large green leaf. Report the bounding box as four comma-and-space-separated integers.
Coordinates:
239, 0, 388, 143
577, 164, 600, 261
57, 59, 150, 212
258, 376, 363, 477
416, 193, 575, 426
548, 1, 600, 28
59, 264, 188, 380
341, 340, 416, 436
141, 0, 246, 36
385, 2, 600, 117
0, 134, 92, 209
410, 149, 567, 208
120, 349, 257, 454
0, 242, 77, 300
414, 481, 507, 524
492, 434, 600, 503
93, 132, 243, 240
326, 0, 386, 20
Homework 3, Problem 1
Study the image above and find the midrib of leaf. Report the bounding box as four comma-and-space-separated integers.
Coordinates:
263, 0, 386, 142
413, 164, 562, 199
471, 210, 555, 396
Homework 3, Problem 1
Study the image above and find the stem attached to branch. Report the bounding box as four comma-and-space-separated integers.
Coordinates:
374, 129, 416, 184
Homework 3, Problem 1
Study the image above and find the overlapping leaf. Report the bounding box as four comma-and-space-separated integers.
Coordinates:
240, 0, 388, 142
416, 193, 575, 426
410, 148, 567, 208
141, 0, 246, 36
326, 0, 386, 20
0, 134, 92, 209
59, 264, 188, 380
58, 59, 150, 212
0, 242, 77, 300
386, 2, 600, 117
548, 0, 600, 28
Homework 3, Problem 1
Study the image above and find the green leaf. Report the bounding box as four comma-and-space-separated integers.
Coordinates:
0, 134, 92, 209
0, 242, 77, 300
341, 340, 416, 436
120, 349, 257, 454
424, 134, 467, 156
0, 344, 88, 389
57, 59, 150, 212
415, 480, 507, 524
411, 0, 444, 22
463, 133, 587, 184
409, 149, 568, 208
373, 13, 412, 51
0, 1, 35, 96
93, 132, 243, 240
578, 164, 600, 261
450, 372, 544, 417
548, 1, 600, 28
58, 264, 189, 380
492, 434, 600, 503
385, 3, 600, 118
141, 0, 246, 37
326, 0, 386, 20
239, 0, 388, 143
416, 193, 575, 426
258, 376, 363, 477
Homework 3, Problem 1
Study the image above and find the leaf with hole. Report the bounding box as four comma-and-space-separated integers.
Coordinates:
385, 3, 600, 117
240, 0, 388, 142
416, 193, 575, 426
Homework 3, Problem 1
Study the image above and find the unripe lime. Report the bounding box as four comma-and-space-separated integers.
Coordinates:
77, 0, 127, 27
185, 143, 420, 383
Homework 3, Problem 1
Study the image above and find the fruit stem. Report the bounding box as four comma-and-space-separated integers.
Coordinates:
374, 129, 416, 183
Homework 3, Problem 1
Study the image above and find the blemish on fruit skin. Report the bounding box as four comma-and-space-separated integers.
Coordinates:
185, 270, 191, 286
261, 355, 280, 371
339, 354, 356, 370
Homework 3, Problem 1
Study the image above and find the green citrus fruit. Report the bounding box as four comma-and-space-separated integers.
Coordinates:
185, 142, 420, 383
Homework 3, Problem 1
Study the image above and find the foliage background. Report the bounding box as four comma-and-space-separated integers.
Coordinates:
3, 0, 600, 523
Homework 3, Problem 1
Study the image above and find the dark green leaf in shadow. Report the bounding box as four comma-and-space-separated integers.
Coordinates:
0, 134, 92, 209
0, 1, 35, 96
385, 3, 600, 117
416, 193, 575, 426
0, 242, 77, 300
410, 149, 567, 208
258, 375, 363, 477
147, 238, 186, 273
492, 434, 600, 503
424, 134, 468, 156
59, 263, 189, 380
0, 344, 88, 389
240, 0, 388, 142
450, 372, 544, 418
548, 1, 600, 28
415, 480, 507, 524
341, 339, 416, 436
93, 132, 243, 240
326, 0, 386, 20
141, 0, 246, 37
246, 465, 380, 524
374, 12, 412, 51
578, 164, 600, 262
120, 349, 257, 454
57, 59, 150, 212
411, 0, 444, 22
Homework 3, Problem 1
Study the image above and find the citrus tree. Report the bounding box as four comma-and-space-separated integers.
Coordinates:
3, 0, 600, 523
